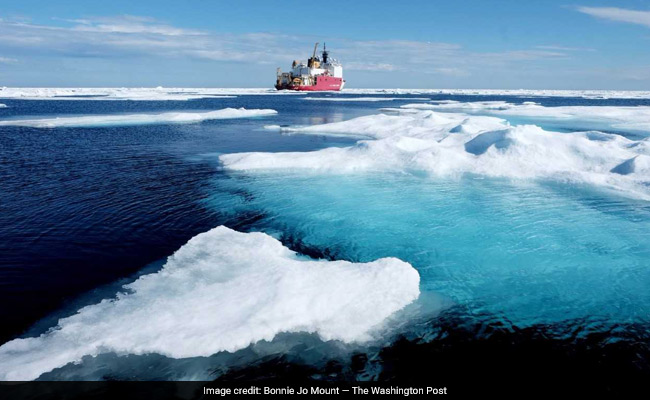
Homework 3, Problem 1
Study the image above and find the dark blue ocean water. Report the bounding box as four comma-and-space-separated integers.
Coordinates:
1, 93, 650, 387
0, 95, 364, 344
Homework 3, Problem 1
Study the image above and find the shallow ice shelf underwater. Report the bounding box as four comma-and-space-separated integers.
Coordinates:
216, 104, 650, 333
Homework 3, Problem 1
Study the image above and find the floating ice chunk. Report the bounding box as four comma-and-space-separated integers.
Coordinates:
0, 87, 307, 100
401, 101, 650, 135
0, 226, 419, 381
303, 97, 430, 102
220, 145, 386, 172
0, 103, 6, 108
429, 100, 462, 104
0, 108, 277, 128
341, 88, 650, 99
263, 110, 507, 140
221, 110, 650, 199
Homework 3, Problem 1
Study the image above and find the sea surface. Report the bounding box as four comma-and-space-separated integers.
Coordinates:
1, 91, 649, 390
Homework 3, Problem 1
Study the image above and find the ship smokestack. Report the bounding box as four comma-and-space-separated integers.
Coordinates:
322, 43, 328, 64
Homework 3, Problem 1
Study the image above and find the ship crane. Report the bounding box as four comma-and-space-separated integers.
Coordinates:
309, 42, 319, 68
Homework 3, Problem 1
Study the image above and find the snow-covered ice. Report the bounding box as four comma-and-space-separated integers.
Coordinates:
3, 87, 650, 100
0, 226, 419, 381
223, 109, 650, 199
0, 87, 307, 101
399, 101, 650, 135
0, 108, 277, 128
340, 88, 650, 99
303, 97, 430, 102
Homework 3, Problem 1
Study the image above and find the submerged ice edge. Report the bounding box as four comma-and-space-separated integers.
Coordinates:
222, 109, 650, 200
0, 108, 278, 128
0, 226, 420, 381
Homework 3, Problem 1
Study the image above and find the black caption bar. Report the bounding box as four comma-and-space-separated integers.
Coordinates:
1, 382, 453, 400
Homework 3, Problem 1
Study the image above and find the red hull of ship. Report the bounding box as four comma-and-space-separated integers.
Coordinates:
276, 76, 344, 91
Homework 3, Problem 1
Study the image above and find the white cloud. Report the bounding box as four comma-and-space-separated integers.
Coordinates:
0, 56, 17, 64
0, 14, 579, 81
346, 62, 397, 72
535, 45, 596, 52
68, 15, 207, 36
0, 17, 305, 62
339, 40, 569, 78
577, 6, 650, 28
481, 49, 568, 61
431, 67, 470, 77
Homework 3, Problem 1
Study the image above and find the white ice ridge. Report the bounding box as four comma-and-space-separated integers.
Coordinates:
399, 100, 650, 134
340, 88, 650, 100
222, 109, 650, 199
0, 226, 420, 381
0, 87, 306, 100
0, 108, 277, 128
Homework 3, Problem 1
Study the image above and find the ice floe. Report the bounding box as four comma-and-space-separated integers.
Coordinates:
0, 108, 277, 128
263, 111, 506, 140
303, 97, 430, 102
222, 109, 650, 199
400, 101, 650, 135
341, 88, 650, 99
0, 87, 306, 101
3, 87, 650, 100
0, 226, 419, 381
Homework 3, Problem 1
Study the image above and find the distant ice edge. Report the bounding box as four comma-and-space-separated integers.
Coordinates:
221, 109, 650, 200
2, 87, 650, 100
0, 108, 277, 128
0, 226, 420, 381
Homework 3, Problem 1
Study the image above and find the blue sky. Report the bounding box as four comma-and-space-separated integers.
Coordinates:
1, 0, 650, 88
